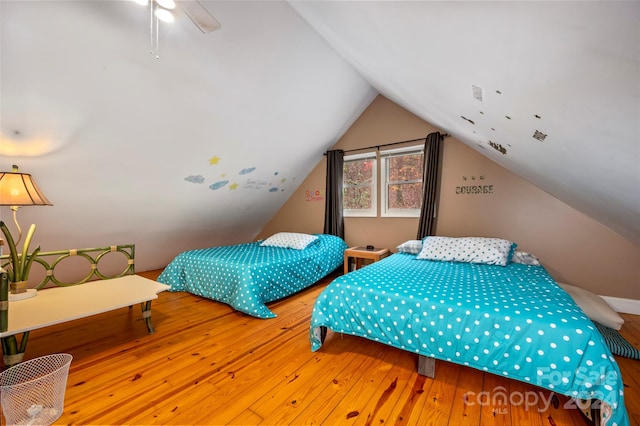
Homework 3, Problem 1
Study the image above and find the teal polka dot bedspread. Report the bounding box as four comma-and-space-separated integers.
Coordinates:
309, 253, 629, 426
158, 234, 347, 319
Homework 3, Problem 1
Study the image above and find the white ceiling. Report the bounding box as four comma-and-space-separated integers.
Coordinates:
290, 0, 640, 245
0, 1, 638, 272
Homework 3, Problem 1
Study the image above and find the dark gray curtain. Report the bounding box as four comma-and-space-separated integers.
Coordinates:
417, 132, 443, 239
323, 150, 344, 238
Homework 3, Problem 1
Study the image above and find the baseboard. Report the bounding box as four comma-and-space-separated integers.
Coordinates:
600, 295, 640, 315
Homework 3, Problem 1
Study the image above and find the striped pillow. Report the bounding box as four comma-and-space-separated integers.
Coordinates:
396, 240, 422, 254
594, 322, 639, 360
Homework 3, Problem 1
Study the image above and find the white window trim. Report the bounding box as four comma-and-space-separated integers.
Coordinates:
343, 152, 377, 218
380, 145, 423, 218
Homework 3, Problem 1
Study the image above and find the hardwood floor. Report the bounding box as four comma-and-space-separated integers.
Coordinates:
2, 269, 639, 425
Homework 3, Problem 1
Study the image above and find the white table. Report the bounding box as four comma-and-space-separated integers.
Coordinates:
0, 275, 169, 365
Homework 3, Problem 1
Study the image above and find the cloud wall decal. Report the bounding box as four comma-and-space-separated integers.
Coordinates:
185, 175, 205, 184
209, 180, 229, 190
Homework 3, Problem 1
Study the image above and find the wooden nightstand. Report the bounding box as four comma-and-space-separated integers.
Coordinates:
344, 247, 390, 274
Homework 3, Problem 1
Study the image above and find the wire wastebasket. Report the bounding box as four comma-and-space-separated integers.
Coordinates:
0, 353, 73, 426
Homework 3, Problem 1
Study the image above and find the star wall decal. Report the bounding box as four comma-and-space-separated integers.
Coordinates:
229, 183, 239, 190
209, 155, 221, 165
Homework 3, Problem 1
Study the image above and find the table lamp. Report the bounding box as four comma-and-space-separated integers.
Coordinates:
0, 165, 52, 301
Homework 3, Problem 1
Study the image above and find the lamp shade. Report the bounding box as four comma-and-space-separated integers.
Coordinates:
0, 169, 52, 206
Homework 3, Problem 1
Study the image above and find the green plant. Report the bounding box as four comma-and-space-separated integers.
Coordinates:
0, 220, 40, 286
0, 220, 40, 364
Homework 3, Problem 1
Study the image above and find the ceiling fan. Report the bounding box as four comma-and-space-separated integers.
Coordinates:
134, 0, 221, 34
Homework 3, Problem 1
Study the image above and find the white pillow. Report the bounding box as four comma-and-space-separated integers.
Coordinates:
260, 232, 319, 250
417, 236, 516, 267
396, 240, 423, 254
558, 282, 624, 330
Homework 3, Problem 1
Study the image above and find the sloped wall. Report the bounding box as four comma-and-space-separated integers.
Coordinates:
0, 0, 376, 274
259, 95, 640, 300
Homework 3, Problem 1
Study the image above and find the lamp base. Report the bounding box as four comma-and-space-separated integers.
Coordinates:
9, 289, 37, 301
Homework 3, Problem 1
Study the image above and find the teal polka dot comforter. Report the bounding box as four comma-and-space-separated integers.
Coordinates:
158, 234, 347, 319
310, 253, 629, 426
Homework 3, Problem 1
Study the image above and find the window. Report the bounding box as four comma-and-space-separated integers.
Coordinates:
381, 147, 423, 217
342, 146, 424, 218
343, 153, 377, 217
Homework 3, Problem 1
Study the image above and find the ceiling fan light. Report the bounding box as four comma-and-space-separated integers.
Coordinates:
155, 0, 176, 10
155, 8, 175, 23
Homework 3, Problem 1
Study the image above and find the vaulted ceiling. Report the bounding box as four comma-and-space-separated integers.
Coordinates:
290, 1, 639, 245
1, 1, 638, 271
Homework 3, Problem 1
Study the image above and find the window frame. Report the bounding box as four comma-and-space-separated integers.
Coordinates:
380, 145, 424, 218
342, 152, 377, 218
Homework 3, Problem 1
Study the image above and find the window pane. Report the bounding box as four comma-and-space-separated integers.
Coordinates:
343, 156, 375, 215
381, 147, 423, 217
344, 158, 373, 186
388, 153, 423, 183
343, 187, 372, 210
387, 183, 422, 209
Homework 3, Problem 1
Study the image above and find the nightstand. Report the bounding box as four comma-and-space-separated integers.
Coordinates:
344, 247, 390, 274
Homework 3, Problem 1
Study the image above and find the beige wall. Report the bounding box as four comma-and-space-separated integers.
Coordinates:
259, 95, 640, 300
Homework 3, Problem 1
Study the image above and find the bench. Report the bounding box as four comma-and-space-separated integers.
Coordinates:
0, 245, 169, 366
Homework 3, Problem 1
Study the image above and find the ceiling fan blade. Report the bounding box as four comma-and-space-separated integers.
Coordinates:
179, 1, 221, 33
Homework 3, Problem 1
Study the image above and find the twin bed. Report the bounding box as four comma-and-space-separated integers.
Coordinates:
159, 233, 629, 425
158, 233, 346, 318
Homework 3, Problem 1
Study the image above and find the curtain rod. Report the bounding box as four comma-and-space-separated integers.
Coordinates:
325, 132, 449, 155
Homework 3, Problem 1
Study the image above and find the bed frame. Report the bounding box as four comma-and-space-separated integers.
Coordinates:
317, 326, 600, 425
318, 325, 432, 378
